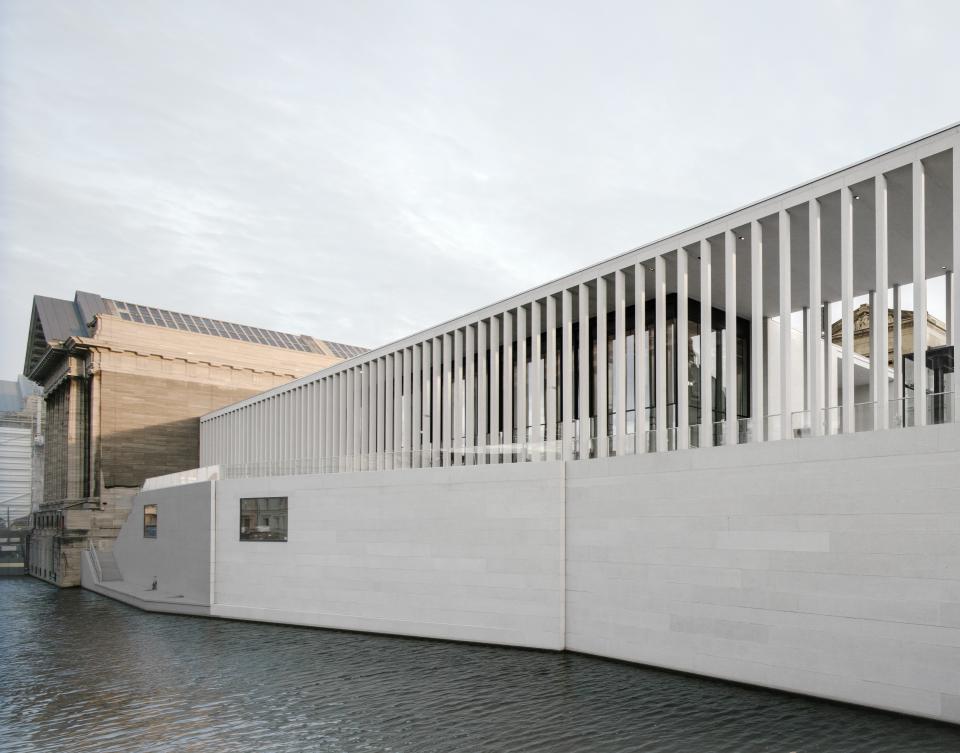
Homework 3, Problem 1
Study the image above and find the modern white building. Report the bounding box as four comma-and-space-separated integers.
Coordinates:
200, 125, 958, 472
84, 124, 960, 725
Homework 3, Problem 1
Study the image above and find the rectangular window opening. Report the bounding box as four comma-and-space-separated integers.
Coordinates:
143, 504, 157, 538
240, 497, 288, 542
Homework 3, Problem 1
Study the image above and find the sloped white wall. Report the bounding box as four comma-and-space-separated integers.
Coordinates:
112, 481, 213, 604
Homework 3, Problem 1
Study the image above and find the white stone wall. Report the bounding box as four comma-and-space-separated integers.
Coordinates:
112, 481, 213, 604
211, 462, 566, 649
565, 422, 960, 723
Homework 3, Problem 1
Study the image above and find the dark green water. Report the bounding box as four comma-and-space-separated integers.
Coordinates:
1, 578, 958, 753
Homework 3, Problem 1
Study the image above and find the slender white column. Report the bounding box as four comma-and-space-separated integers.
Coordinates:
676, 249, 689, 449
750, 222, 763, 442
376, 358, 385, 467
614, 269, 627, 453
562, 290, 574, 459
325, 379, 333, 471
655, 256, 667, 452
477, 320, 488, 460
503, 310, 514, 453
697, 246, 711, 447
489, 317, 501, 459
946, 271, 953, 346
596, 275, 608, 457
401, 348, 412, 467
725, 231, 738, 446
410, 346, 420, 466
352, 367, 361, 469
517, 306, 528, 450
546, 294, 557, 449
635, 263, 648, 451
954, 144, 960, 404
432, 337, 442, 465
577, 283, 590, 459
913, 160, 928, 426
868, 288, 879, 417
531, 300, 542, 453
840, 186, 855, 434
442, 332, 453, 464
808, 199, 822, 436
410, 340, 433, 468
874, 175, 889, 430
341, 372, 349, 470
949, 139, 960, 412
779, 210, 792, 440
454, 328, 464, 463
823, 303, 837, 434
384, 355, 394, 469
360, 364, 370, 468
893, 285, 903, 424
465, 323, 476, 464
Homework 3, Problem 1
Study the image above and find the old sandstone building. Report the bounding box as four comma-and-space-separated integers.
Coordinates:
25, 291, 365, 586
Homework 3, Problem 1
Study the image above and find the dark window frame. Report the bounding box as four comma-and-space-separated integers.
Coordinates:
239, 497, 288, 542
143, 504, 157, 539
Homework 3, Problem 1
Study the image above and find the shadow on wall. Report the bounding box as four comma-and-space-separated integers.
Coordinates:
99, 418, 201, 490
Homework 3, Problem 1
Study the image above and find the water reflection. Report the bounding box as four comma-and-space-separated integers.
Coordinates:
1, 578, 958, 753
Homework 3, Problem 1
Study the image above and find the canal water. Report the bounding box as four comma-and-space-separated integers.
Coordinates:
1, 578, 958, 753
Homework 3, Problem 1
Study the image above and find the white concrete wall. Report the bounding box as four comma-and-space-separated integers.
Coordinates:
565, 422, 960, 724
112, 481, 213, 604
211, 462, 566, 649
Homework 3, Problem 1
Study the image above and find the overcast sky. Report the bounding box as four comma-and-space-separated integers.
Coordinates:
2, 0, 959, 378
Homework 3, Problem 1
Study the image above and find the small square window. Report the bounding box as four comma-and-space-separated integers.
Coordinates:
240, 497, 288, 542
143, 504, 157, 538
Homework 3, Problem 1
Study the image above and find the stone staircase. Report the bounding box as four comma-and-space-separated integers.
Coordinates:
96, 549, 122, 582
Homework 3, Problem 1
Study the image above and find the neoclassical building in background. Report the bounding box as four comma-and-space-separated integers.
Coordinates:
24, 291, 365, 585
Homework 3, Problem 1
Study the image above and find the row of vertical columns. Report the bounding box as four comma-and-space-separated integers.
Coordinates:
212, 143, 960, 473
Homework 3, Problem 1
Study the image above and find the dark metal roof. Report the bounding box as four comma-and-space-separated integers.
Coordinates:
22, 290, 367, 377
